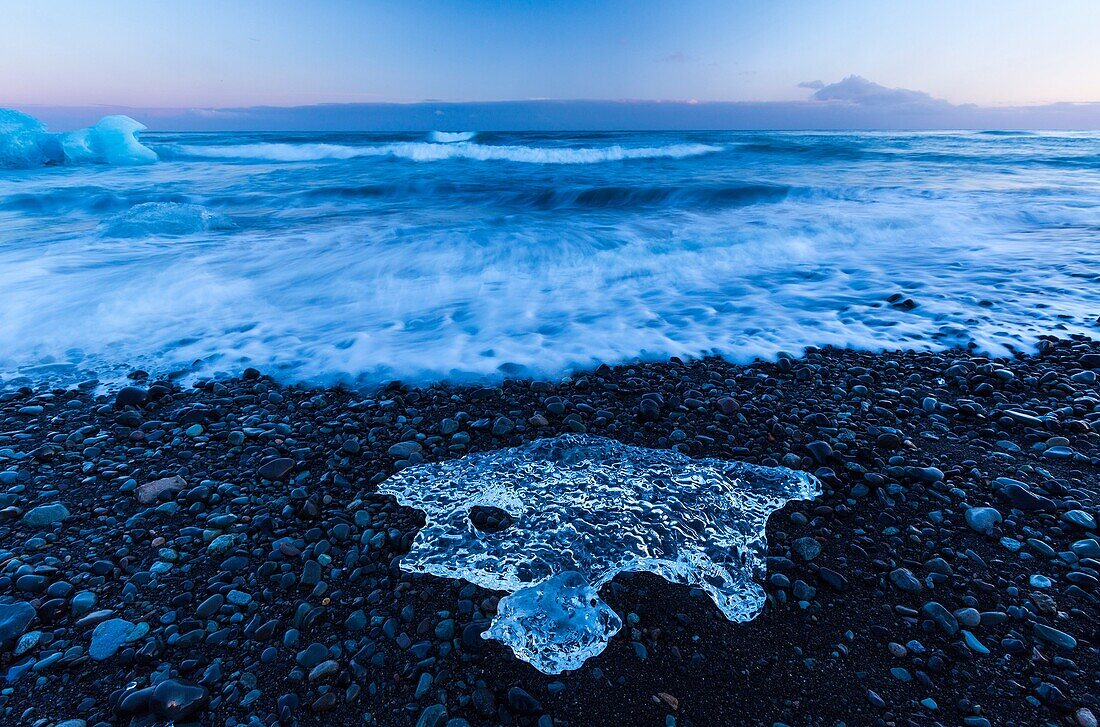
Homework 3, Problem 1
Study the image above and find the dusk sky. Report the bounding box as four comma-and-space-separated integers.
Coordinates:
4, 1, 1100, 130
5, 0, 1100, 107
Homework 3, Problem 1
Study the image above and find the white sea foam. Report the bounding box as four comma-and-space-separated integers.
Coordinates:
2, 129, 1100, 388
171, 140, 722, 164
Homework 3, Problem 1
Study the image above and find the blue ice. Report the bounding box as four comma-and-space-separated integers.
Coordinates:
0, 108, 157, 167
379, 435, 821, 673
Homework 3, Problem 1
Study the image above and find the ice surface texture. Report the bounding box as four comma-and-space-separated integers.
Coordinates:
379, 434, 821, 673
0, 109, 156, 167
104, 202, 237, 237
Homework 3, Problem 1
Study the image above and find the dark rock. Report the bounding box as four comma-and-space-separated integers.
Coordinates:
0, 601, 35, 648
22, 502, 69, 526
806, 441, 832, 464
150, 679, 209, 721
817, 568, 848, 591
115, 386, 148, 407
491, 417, 515, 436
416, 704, 448, 727
507, 687, 543, 714
889, 567, 923, 593
257, 458, 295, 480
921, 602, 959, 636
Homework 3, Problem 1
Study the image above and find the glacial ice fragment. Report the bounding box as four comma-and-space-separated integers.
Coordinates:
487, 571, 622, 674
378, 434, 821, 673
0, 109, 52, 168
57, 115, 158, 166
0, 108, 156, 167
104, 202, 237, 237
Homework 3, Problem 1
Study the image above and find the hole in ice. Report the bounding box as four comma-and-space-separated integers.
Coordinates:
468, 505, 515, 534
378, 434, 821, 674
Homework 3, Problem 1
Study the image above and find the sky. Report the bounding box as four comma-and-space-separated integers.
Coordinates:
3, 0, 1100, 130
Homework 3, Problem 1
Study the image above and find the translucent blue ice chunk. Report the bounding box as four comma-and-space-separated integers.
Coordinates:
57, 115, 158, 166
104, 202, 237, 237
378, 434, 821, 673
0, 109, 53, 168
0, 108, 156, 167
486, 570, 622, 673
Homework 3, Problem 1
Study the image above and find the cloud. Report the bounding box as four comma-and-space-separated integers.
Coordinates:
810, 75, 951, 108
21, 76, 1100, 131
798, 80, 825, 90
187, 108, 248, 119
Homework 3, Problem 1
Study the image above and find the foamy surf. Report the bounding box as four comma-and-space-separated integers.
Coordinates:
2, 127, 1100, 388
167, 140, 723, 164
428, 130, 477, 143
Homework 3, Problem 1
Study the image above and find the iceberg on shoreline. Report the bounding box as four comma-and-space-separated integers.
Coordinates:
0, 108, 157, 168
378, 434, 821, 673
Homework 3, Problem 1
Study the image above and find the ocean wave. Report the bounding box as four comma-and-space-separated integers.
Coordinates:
103, 202, 237, 237
0, 108, 157, 168
3, 129, 1100, 390
428, 130, 477, 143
0, 187, 194, 214
297, 181, 791, 210
511, 183, 791, 210
168, 140, 723, 164
737, 139, 867, 160
976, 130, 1037, 136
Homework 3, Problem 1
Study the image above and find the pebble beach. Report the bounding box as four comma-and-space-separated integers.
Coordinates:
1, 337, 1097, 726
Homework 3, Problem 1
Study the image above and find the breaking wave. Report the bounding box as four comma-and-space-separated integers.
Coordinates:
3, 124, 1100, 389
299, 181, 792, 210
168, 140, 722, 164
428, 130, 477, 143
506, 183, 791, 210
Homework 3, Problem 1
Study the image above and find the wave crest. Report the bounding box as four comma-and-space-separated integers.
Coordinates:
428, 130, 477, 143
169, 140, 722, 164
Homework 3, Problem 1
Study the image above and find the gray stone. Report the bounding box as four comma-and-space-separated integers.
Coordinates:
89, 618, 138, 660
806, 441, 832, 464
0, 601, 35, 648
136, 476, 186, 504
889, 567, 922, 593
22, 503, 69, 527
921, 601, 958, 635
388, 441, 422, 458
965, 506, 1002, 535
1033, 623, 1076, 650
1061, 510, 1096, 530
791, 537, 821, 561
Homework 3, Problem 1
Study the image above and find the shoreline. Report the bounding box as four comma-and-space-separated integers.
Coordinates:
1, 337, 1098, 726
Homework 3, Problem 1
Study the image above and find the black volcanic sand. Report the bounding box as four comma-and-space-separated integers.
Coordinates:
1, 337, 1098, 727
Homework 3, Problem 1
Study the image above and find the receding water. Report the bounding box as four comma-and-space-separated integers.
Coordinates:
3, 115, 1100, 387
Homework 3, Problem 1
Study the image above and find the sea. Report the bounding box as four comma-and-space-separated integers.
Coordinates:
3, 112, 1100, 389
